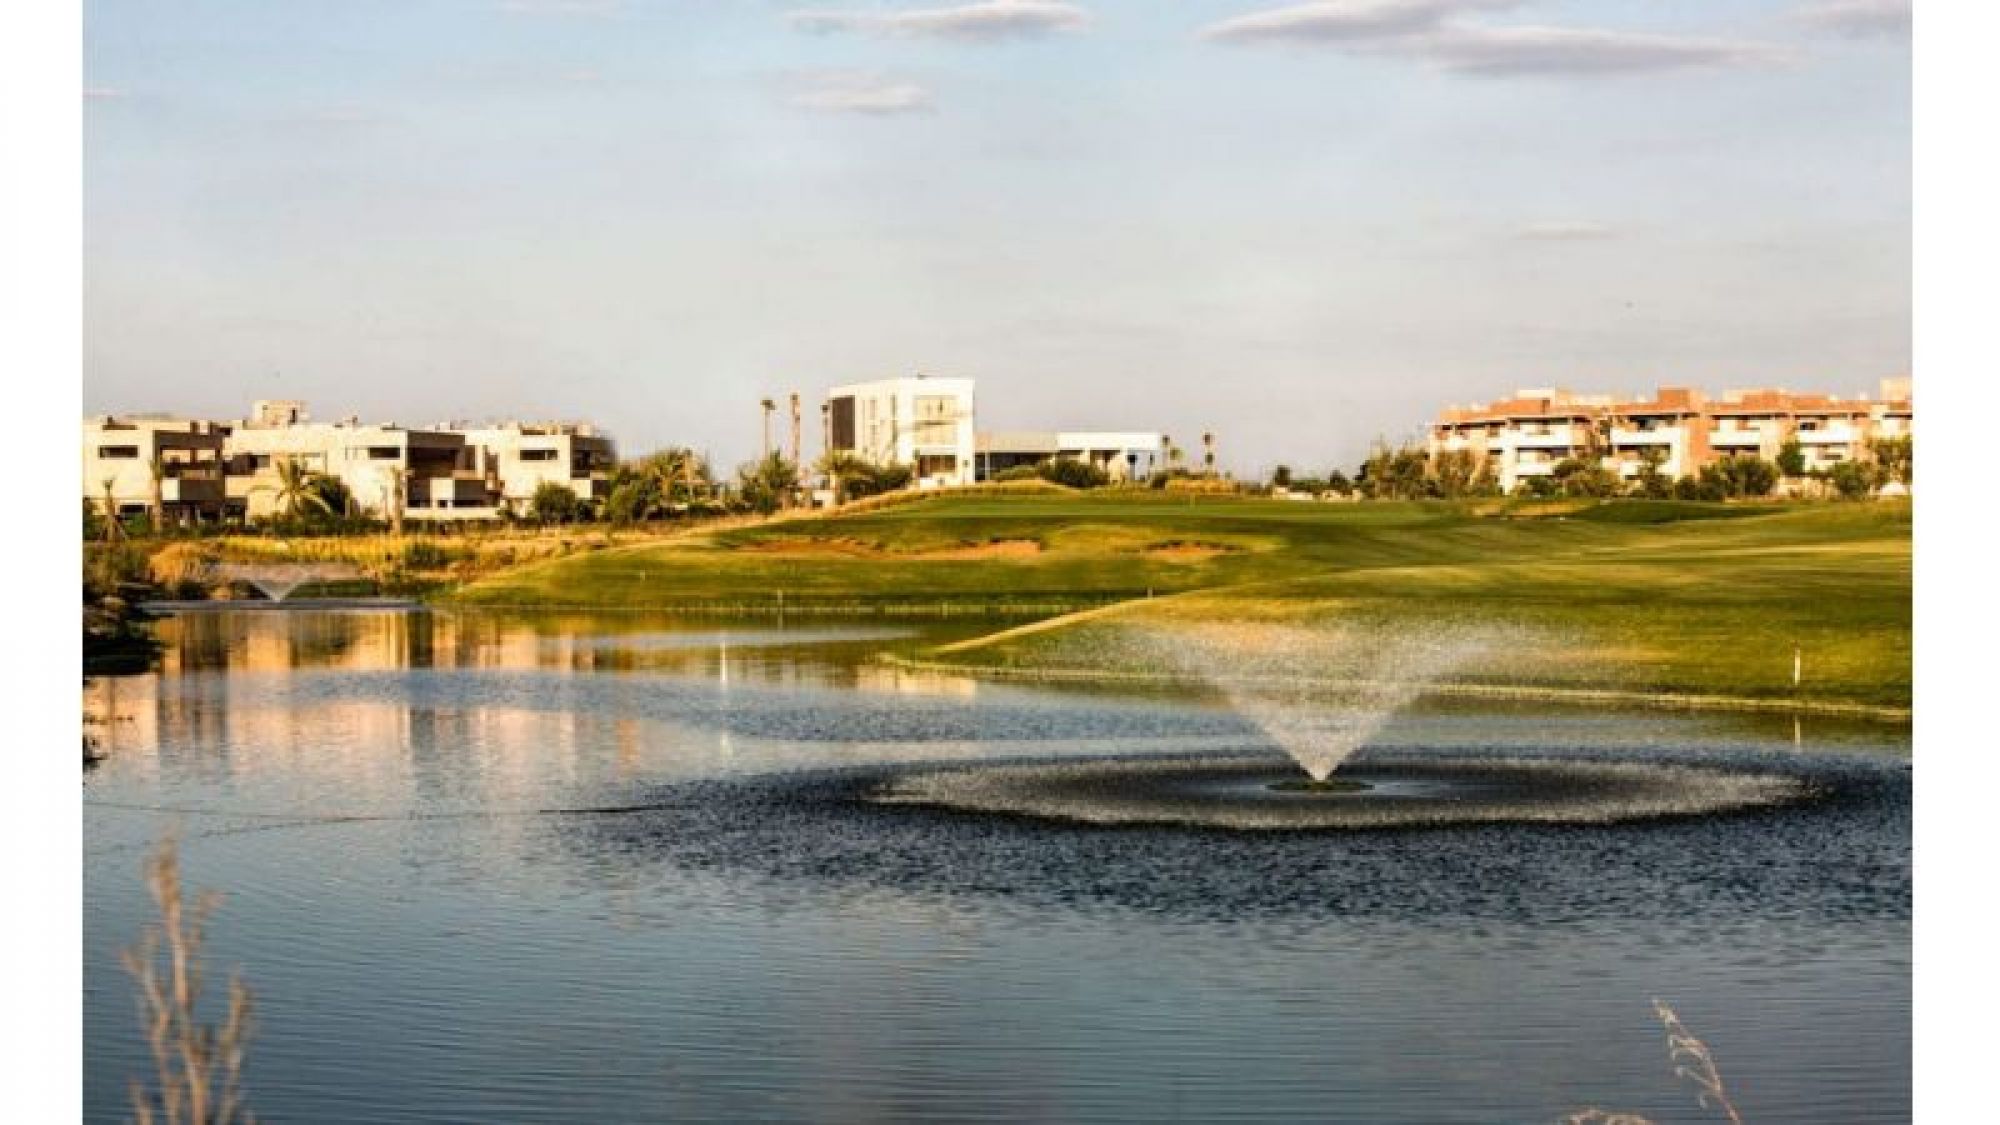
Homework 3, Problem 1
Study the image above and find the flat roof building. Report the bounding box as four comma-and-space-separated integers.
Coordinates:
826, 376, 977, 489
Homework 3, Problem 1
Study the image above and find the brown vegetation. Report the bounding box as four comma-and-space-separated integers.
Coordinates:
122, 838, 255, 1125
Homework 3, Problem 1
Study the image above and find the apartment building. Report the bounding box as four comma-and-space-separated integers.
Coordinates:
975, 431, 1167, 482
83, 400, 623, 524
1430, 378, 1914, 493
80, 415, 231, 524
447, 422, 617, 516
826, 376, 977, 488
225, 406, 492, 521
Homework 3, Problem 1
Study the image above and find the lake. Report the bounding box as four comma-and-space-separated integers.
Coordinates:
83, 608, 1910, 1123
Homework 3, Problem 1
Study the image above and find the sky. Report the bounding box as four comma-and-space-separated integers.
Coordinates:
81, 0, 1911, 476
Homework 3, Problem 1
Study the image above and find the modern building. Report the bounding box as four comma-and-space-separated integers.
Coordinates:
84, 401, 623, 524
825, 376, 977, 488
446, 422, 617, 516
975, 431, 1167, 482
224, 406, 492, 521
81, 415, 231, 524
1430, 378, 1914, 493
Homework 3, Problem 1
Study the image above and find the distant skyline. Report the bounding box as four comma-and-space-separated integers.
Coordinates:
83, 0, 1910, 476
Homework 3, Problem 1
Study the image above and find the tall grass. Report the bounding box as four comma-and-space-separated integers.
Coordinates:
1561, 999, 1743, 1124
122, 837, 255, 1125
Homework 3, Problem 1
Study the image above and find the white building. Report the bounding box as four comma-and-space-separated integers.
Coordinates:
825, 376, 977, 488
224, 409, 492, 522
447, 422, 617, 516
975, 431, 1166, 481
81, 415, 230, 524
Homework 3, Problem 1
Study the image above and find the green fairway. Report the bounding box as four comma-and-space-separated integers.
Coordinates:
450, 491, 1910, 711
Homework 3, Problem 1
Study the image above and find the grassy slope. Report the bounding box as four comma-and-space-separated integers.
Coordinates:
451, 492, 1910, 709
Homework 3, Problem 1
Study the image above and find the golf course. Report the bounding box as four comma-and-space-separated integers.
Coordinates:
451, 488, 1912, 715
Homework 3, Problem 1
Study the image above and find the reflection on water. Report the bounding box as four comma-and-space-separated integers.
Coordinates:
83, 610, 1911, 1124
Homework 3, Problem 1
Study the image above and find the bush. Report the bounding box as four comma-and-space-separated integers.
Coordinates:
1702, 456, 1779, 499
1821, 459, 1878, 500
1038, 458, 1109, 489
529, 481, 585, 525
84, 542, 155, 602
1673, 475, 1727, 502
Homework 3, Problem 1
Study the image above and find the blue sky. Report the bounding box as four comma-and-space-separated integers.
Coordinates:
82, 1, 1910, 473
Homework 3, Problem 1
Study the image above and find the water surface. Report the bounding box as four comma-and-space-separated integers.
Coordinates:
84, 609, 1910, 1123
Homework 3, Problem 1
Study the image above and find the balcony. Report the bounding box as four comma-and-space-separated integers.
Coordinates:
1795, 424, 1860, 445
1511, 428, 1583, 449
1609, 427, 1677, 446
1709, 430, 1768, 448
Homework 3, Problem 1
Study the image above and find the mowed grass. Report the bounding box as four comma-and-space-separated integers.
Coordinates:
451, 491, 1910, 709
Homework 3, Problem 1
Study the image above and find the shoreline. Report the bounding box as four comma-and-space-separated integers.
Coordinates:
876, 653, 1912, 724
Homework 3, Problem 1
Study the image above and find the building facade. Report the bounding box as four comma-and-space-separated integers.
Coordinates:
975, 431, 1166, 482
447, 423, 617, 516
81, 416, 231, 524
83, 401, 619, 524
825, 376, 977, 488
1430, 379, 1913, 493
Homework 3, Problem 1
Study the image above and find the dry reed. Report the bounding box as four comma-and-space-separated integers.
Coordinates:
122, 837, 255, 1125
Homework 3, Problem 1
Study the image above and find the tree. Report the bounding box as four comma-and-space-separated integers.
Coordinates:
1703, 455, 1778, 499
1431, 450, 1479, 499
1674, 474, 1727, 502
1202, 432, 1216, 474
1823, 459, 1876, 500
736, 452, 800, 515
260, 459, 333, 522
1358, 441, 1432, 500
307, 474, 355, 520
1324, 470, 1354, 497
642, 446, 711, 508
1271, 464, 1293, 489
1776, 440, 1807, 478
601, 474, 660, 526
148, 455, 167, 535
383, 466, 408, 537
99, 477, 125, 543
1551, 457, 1622, 498
1870, 435, 1912, 487
1631, 448, 1673, 499
529, 481, 583, 525
84, 496, 105, 542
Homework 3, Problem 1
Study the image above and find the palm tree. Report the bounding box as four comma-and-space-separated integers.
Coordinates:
147, 456, 167, 535
384, 466, 408, 537
1202, 431, 1215, 474
99, 477, 123, 543
255, 458, 333, 522
760, 398, 777, 461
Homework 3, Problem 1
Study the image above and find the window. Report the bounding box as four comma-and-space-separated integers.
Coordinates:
97, 445, 140, 459
368, 446, 401, 460
518, 448, 558, 461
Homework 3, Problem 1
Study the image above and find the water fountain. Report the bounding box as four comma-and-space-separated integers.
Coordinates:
209, 563, 365, 603
1125, 618, 1503, 785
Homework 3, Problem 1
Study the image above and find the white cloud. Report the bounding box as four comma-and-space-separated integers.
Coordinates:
1200, 1, 1512, 45
1792, 0, 1911, 39
1427, 25, 1789, 77
1200, 2, 1788, 77
791, 72, 935, 114
1516, 221, 1616, 241
788, 1, 1089, 41
82, 87, 127, 101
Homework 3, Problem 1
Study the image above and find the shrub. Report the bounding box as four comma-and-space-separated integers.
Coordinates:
529, 481, 585, 525
1776, 440, 1806, 478
1038, 458, 1109, 489
1822, 459, 1878, 499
